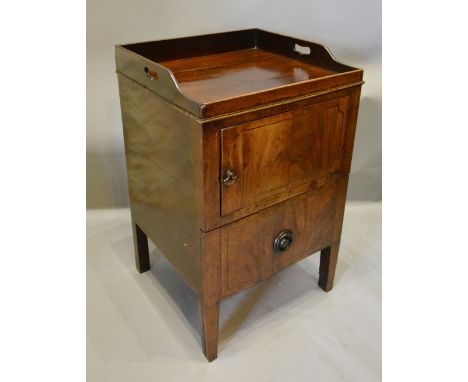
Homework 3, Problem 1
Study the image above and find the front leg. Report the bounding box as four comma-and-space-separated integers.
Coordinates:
318, 243, 340, 292
199, 229, 221, 361
199, 302, 220, 362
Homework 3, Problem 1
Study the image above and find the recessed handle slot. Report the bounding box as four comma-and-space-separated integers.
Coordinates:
144, 66, 158, 81
293, 43, 311, 55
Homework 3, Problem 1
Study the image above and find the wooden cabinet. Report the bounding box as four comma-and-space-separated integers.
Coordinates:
116, 29, 363, 361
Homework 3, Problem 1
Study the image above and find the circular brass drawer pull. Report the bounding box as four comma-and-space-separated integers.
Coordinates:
223, 169, 237, 186
274, 230, 293, 252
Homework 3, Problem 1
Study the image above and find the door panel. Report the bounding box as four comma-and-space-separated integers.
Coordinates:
221, 96, 349, 216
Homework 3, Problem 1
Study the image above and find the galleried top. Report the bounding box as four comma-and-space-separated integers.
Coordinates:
116, 29, 363, 119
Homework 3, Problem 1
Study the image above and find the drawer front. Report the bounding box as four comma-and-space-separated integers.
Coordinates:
221, 96, 350, 217
220, 179, 340, 297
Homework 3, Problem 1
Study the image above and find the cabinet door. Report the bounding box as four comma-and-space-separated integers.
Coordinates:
221, 96, 350, 216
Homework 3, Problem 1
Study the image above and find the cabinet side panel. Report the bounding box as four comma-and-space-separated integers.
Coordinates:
118, 74, 203, 292
342, 87, 362, 174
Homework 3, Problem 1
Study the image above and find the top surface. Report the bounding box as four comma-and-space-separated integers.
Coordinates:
159, 48, 337, 103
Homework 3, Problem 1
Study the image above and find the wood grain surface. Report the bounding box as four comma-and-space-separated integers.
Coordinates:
220, 180, 339, 298
220, 96, 350, 217
118, 74, 204, 292
161, 49, 335, 103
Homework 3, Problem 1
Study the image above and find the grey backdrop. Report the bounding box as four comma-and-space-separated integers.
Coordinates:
87, 0, 381, 208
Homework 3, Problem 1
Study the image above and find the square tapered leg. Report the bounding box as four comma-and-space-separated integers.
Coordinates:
318, 243, 340, 292
132, 222, 150, 273
199, 302, 220, 362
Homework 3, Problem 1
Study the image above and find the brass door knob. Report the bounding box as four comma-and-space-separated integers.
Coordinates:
223, 169, 237, 186
274, 230, 293, 252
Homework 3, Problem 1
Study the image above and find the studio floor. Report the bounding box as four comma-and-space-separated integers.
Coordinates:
87, 201, 381, 382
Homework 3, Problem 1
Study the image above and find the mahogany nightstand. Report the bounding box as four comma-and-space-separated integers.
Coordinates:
116, 29, 363, 361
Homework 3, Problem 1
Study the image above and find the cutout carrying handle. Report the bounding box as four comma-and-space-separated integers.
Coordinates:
293, 43, 311, 56
144, 66, 158, 81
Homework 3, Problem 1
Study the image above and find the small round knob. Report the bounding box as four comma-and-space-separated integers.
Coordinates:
274, 230, 293, 252
223, 169, 237, 186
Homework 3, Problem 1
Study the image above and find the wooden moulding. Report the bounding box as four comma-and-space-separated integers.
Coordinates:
115, 29, 364, 119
